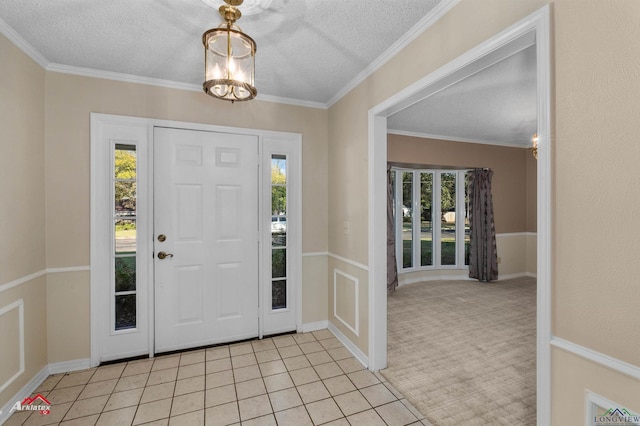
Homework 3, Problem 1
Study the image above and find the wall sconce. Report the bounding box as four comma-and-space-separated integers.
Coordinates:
532, 134, 538, 159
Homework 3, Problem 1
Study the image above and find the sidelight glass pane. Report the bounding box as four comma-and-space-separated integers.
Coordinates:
272, 187, 287, 216
115, 294, 136, 330
115, 144, 137, 179
272, 249, 286, 278
272, 280, 287, 310
115, 182, 136, 216
402, 172, 413, 268
420, 173, 433, 266
271, 155, 286, 184
441, 172, 456, 265
272, 229, 286, 247
115, 219, 137, 254
115, 257, 136, 292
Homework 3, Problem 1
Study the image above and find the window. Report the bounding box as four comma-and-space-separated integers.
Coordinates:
394, 169, 469, 271
271, 155, 288, 310
113, 144, 137, 331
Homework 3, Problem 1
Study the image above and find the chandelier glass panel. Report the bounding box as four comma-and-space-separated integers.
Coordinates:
203, 0, 257, 102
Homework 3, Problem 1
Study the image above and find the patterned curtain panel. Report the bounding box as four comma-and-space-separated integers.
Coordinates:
387, 165, 399, 293
468, 169, 498, 282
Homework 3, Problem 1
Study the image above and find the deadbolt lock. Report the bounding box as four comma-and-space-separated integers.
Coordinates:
157, 234, 167, 242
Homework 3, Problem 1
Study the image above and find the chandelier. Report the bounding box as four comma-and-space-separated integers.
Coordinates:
202, 0, 257, 102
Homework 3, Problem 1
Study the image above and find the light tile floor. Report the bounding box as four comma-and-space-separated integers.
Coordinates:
5, 330, 431, 426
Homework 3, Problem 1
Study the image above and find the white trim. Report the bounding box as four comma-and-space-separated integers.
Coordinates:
368, 6, 552, 425
333, 269, 359, 337
399, 274, 473, 286
388, 129, 529, 148
0, 266, 93, 294
397, 271, 535, 286
255, 93, 327, 110
534, 7, 553, 425
0, 17, 49, 68
327, 0, 462, 107
551, 337, 640, 381
328, 253, 368, 272
0, 270, 46, 294
0, 366, 48, 426
498, 272, 537, 280
47, 266, 91, 274
47, 65, 328, 110
47, 358, 92, 375
328, 322, 368, 369
301, 321, 329, 333
0, 299, 25, 395
302, 252, 329, 258
496, 232, 537, 238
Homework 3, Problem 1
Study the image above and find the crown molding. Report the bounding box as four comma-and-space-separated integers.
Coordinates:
326, 0, 462, 108
46, 63, 203, 92
0, 17, 49, 68
387, 128, 530, 148
256, 93, 327, 109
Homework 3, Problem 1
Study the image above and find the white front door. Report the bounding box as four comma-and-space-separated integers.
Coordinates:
153, 127, 259, 353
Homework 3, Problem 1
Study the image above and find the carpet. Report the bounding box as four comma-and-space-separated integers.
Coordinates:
381, 277, 536, 425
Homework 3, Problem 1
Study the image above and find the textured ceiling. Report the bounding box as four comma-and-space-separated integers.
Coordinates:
389, 45, 538, 147
0, 0, 537, 146
0, 0, 442, 104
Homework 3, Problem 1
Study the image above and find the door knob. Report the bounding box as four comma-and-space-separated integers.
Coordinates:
157, 251, 174, 259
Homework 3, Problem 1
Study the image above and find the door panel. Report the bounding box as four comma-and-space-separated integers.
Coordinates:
154, 127, 259, 353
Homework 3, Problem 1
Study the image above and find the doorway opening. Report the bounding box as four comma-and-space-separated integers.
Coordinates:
367, 5, 551, 424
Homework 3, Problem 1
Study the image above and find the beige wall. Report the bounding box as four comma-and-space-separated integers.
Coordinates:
0, 33, 48, 409
0, 34, 46, 284
388, 134, 534, 234
554, 0, 640, 365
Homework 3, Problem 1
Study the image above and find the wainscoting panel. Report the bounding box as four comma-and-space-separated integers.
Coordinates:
333, 269, 359, 336
0, 299, 25, 394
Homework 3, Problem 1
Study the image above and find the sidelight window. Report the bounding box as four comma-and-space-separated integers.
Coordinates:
114, 144, 137, 331
271, 155, 288, 310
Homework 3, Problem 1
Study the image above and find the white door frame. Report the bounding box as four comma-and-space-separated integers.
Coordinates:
91, 114, 302, 366
367, 6, 551, 425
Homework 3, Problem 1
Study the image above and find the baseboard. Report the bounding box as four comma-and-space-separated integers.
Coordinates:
0, 366, 48, 425
497, 272, 536, 281
301, 320, 329, 333
399, 274, 473, 286
327, 322, 368, 369
48, 358, 91, 375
